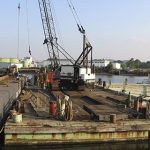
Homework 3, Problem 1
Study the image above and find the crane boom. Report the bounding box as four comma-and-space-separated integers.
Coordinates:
38, 0, 60, 70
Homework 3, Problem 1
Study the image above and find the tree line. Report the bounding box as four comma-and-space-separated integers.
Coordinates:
95, 58, 150, 74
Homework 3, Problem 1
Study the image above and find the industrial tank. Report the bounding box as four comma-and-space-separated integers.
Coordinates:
23, 59, 29, 68
10, 58, 19, 64
0, 58, 10, 63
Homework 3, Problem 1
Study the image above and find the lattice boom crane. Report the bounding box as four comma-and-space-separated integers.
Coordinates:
38, 0, 60, 71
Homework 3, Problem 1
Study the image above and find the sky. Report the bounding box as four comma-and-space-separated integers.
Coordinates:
0, 0, 150, 62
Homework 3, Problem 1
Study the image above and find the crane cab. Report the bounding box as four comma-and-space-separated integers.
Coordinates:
59, 65, 95, 90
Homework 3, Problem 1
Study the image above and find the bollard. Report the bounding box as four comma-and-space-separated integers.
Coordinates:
110, 114, 116, 123
146, 102, 150, 119
20, 103, 25, 113
127, 92, 131, 108
134, 99, 139, 112
103, 81, 106, 89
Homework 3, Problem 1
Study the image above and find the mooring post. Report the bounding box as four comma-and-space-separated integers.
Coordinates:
146, 102, 150, 119
134, 98, 139, 112
127, 92, 131, 108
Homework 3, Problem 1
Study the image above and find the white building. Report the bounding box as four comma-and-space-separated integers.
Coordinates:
37, 58, 121, 70
112, 62, 121, 70
90, 59, 110, 68
37, 59, 72, 67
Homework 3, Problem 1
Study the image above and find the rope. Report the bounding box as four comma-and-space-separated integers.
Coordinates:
56, 96, 73, 121
64, 100, 73, 121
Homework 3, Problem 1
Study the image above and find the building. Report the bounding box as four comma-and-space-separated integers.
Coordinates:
89, 59, 110, 68
37, 58, 121, 70
112, 62, 121, 70
37, 59, 72, 67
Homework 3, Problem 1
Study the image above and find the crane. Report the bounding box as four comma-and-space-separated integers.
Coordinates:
38, 0, 95, 90
38, 0, 76, 69
38, 0, 60, 71
66, 0, 93, 69
58, 0, 95, 90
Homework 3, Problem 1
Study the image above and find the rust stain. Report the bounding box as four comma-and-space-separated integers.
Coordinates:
12, 133, 17, 141
61, 133, 66, 140
51, 133, 56, 139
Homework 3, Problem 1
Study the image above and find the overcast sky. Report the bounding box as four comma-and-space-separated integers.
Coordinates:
0, 0, 150, 61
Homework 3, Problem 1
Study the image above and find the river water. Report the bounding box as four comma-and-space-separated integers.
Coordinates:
96, 74, 148, 84
3, 142, 148, 150
25, 73, 148, 84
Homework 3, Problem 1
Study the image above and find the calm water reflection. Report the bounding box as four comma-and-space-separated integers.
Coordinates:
3, 142, 148, 150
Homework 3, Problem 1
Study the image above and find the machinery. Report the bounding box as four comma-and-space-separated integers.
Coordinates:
38, 0, 95, 90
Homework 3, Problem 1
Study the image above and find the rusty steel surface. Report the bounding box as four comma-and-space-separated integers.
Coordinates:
5, 131, 148, 145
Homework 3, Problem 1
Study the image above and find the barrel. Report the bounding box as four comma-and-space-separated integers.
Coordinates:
49, 101, 57, 116
110, 114, 116, 123
12, 113, 22, 123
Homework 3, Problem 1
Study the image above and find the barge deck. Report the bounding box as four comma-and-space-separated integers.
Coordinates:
3, 83, 150, 145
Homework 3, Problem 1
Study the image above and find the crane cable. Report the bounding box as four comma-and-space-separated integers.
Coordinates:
17, 2, 21, 59
66, 0, 81, 27
66, 0, 91, 45
26, 0, 31, 56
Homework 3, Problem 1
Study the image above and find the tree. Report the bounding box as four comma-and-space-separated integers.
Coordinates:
105, 62, 113, 73
121, 63, 127, 70
134, 59, 141, 68
126, 58, 136, 69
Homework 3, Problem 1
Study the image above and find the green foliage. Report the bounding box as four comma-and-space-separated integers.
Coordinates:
126, 58, 142, 69
121, 63, 127, 70
105, 62, 113, 73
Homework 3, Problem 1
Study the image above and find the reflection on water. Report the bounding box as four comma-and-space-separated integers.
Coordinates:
3, 142, 148, 150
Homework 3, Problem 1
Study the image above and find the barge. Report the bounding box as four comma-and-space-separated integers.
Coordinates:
1, 75, 150, 146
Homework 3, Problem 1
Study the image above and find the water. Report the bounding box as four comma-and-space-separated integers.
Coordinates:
3, 142, 148, 150
96, 74, 148, 84
23, 73, 148, 84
